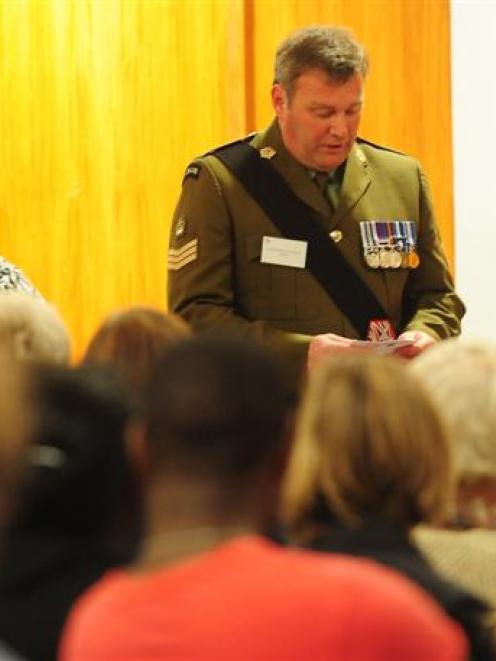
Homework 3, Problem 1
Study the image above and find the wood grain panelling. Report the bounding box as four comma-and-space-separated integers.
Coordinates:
0, 0, 452, 357
250, 0, 454, 268
0, 0, 245, 358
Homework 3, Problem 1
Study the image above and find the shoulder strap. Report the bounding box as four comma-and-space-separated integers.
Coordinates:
213, 141, 389, 339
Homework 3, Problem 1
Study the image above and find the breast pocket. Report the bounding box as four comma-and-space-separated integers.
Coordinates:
240, 235, 311, 321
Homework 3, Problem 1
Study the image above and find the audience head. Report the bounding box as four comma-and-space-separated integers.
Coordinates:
82, 306, 191, 410
0, 292, 70, 365
412, 338, 496, 526
143, 335, 291, 506
11, 365, 139, 542
283, 353, 453, 532
0, 351, 32, 528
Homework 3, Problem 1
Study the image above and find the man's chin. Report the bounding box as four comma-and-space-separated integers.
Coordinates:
313, 148, 350, 171
315, 157, 346, 171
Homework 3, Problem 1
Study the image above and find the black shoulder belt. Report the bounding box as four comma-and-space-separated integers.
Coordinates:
213, 141, 389, 339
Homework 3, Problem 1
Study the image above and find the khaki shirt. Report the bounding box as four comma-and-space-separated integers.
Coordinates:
168, 120, 465, 386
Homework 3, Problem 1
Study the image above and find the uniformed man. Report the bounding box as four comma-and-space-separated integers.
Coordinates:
168, 25, 465, 388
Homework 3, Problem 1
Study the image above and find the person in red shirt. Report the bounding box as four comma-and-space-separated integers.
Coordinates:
60, 336, 466, 661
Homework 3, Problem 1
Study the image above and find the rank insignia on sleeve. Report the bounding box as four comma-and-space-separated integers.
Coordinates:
175, 216, 187, 238
183, 164, 201, 183
168, 238, 198, 271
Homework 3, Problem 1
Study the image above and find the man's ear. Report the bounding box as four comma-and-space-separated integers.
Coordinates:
271, 83, 287, 116
125, 419, 149, 484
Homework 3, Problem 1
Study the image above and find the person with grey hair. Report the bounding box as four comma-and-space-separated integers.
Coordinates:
0, 292, 70, 365
411, 339, 496, 610
168, 25, 463, 392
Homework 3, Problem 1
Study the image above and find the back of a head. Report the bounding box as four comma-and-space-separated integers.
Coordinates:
412, 338, 496, 483
274, 25, 368, 96
0, 352, 32, 530
11, 365, 137, 538
145, 335, 290, 484
283, 353, 453, 529
0, 292, 70, 365
82, 306, 191, 408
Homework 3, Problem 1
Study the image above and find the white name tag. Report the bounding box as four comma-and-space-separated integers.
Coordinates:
260, 236, 307, 269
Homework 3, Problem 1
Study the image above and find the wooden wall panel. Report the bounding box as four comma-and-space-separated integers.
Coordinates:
0, 0, 452, 357
250, 0, 454, 267
0, 0, 245, 358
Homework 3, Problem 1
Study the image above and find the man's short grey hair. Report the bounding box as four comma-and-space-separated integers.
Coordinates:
0, 292, 71, 365
411, 338, 496, 482
274, 25, 369, 98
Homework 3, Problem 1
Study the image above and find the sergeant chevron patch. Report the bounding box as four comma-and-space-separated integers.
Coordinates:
168, 238, 198, 271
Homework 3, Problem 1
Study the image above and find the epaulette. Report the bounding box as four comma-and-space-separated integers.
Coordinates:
356, 137, 409, 157
204, 132, 257, 157
182, 133, 257, 184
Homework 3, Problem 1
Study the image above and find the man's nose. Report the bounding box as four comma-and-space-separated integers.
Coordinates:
327, 113, 347, 138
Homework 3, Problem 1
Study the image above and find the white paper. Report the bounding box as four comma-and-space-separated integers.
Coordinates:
350, 339, 415, 355
260, 236, 307, 269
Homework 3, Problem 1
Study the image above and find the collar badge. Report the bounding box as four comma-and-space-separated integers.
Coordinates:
260, 146, 276, 160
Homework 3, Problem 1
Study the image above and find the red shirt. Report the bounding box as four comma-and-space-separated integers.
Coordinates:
60, 535, 466, 661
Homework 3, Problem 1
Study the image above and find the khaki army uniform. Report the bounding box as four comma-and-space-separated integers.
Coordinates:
168, 120, 465, 386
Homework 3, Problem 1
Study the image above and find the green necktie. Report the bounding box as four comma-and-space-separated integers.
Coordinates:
313, 171, 340, 211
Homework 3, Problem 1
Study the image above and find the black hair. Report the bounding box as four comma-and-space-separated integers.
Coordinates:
145, 334, 291, 482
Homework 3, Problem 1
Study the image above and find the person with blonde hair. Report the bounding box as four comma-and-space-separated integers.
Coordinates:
282, 352, 493, 660
0, 292, 70, 365
411, 338, 496, 609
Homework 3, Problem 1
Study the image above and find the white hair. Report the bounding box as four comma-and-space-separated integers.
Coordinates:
0, 292, 70, 365
411, 338, 496, 482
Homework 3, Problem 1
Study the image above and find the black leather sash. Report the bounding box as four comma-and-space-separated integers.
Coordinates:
213, 141, 389, 339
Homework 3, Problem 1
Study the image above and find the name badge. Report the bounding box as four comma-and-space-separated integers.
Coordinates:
260, 236, 307, 269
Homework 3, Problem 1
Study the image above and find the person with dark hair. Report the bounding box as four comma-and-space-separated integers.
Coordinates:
0, 353, 32, 660
81, 306, 191, 411
61, 336, 466, 661
168, 25, 464, 391
0, 366, 141, 661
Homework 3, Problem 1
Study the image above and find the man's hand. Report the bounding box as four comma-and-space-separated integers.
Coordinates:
393, 330, 435, 359
307, 333, 366, 371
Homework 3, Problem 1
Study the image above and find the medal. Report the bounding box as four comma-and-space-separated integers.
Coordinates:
379, 248, 390, 268
361, 221, 408, 270
365, 251, 380, 268
409, 251, 420, 268
389, 249, 402, 268
405, 222, 420, 269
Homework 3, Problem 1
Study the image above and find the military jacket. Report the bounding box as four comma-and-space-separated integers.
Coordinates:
168, 120, 465, 384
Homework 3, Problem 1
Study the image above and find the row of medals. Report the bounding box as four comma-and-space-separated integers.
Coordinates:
365, 248, 420, 269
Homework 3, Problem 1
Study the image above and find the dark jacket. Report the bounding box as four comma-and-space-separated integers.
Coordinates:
305, 517, 494, 661
0, 534, 134, 661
